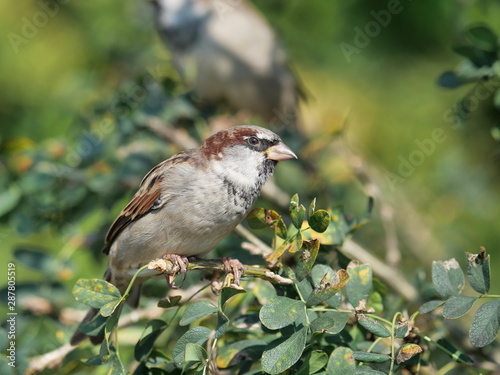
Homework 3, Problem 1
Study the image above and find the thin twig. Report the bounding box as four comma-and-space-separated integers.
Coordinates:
234, 225, 274, 257
148, 257, 293, 285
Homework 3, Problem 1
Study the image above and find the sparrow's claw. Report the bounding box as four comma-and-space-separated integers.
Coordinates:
221, 257, 245, 285
163, 254, 189, 289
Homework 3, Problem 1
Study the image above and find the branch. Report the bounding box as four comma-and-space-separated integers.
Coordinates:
234, 224, 274, 257
148, 257, 293, 285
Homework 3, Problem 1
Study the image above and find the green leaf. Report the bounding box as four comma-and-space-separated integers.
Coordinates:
273, 215, 288, 239
261, 327, 308, 374
180, 301, 217, 326
172, 327, 212, 365
250, 209, 287, 239
216, 339, 266, 368
157, 295, 182, 308
134, 319, 168, 362
352, 352, 390, 363
469, 300, 500, 347
100, 317, 119, 360
357, 316, 391, 337
432, 259, 464, 298
296, 350, 328, 375
310, 311, 350, 334
290, 194, 306, 229
465, 24, 498, 52
109, 353, 126, 375
308, 198, 316, 218
452, 45, 487, 64
296, 275, 313, 302
419, 300, 445, 314
466, 249, 490, 294
79, 312, 109, 337
72, 279, 122, 310
355, 367, 389, 374
306, 269, 349, 306
308, 210, 331, 233
367, 291, 383, 315
303, 206, 350, 245
215, 311, 229, 339
247, 208, 268, 229
295, 239, 320, 281
100, 299, 122, 317
219, 287, 246, 310
184, 343, 207, 363
311, 264, 342, 307
326, 347, 355, 373
287, 230, 303, 253
346, 262, 372, 309
394, 318, 410, 339
0, 184, 21, 216
437, 71, 466, 88
396, 343, 423, 364
253, 279, 277, 305
259, 296, 305, 330
443, 295, 477, 319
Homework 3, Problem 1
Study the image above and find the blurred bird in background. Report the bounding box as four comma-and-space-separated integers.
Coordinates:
148, 0, 306, 139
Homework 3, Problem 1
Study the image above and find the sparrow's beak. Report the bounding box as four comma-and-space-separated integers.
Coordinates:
266, 142, 297, 161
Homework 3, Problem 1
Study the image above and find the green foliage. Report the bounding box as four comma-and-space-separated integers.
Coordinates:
437, 23, 500, 142
55, 195, 445, 375
419, 247, 500, 348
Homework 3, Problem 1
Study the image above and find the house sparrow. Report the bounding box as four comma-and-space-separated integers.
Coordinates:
148, 0, 304, 132
70, 125, 296, 345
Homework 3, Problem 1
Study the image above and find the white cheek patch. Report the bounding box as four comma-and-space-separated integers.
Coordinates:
212, 146, 265, 189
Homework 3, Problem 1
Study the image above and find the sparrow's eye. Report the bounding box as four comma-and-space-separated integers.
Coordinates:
247, 136, 260, 146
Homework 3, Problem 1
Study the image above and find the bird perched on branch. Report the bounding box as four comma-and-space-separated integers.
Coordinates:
148, 0, 305, 134
70, 125, 296, 345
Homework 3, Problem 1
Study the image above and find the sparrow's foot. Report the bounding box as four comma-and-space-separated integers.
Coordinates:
221, 257, 245, 286
162, 254, 189, 289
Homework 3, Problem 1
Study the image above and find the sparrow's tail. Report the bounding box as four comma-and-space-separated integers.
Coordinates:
70, 307, 103, 346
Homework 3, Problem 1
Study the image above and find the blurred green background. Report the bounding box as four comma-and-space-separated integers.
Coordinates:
1, 0, 500, 372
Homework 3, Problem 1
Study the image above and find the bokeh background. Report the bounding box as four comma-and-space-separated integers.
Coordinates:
1, 0, 500, 373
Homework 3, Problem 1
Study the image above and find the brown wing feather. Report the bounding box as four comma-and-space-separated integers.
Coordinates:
102, 152, 193, 254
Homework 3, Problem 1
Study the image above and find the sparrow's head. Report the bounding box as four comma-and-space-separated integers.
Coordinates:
202, 125, 296, 162
201, 125, 297, 192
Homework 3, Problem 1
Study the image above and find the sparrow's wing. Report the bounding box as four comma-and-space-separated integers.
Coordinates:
103, 150, 194, 254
